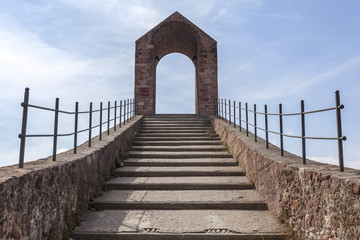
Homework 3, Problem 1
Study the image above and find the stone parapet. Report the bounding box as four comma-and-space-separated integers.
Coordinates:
210, 115, 360, 240
0, 116, 142, 239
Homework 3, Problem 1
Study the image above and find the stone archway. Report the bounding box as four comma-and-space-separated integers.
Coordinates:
134, 11, 218, 115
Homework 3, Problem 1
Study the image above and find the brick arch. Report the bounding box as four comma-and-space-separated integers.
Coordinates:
134, 11, 218, 115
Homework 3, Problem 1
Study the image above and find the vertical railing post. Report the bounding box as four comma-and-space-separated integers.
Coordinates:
99, 102, 103, 140
74, 102, 78, 153
301, 100, 306, 164
218, 99, 220, 116
224, 99, 227, 122
228, 99, 231, 125
107, 101, 110, 135
246, 103, 249, 136
265, 105, 269, 149
221, 99, 224, 120
279, 103, 284, 156
254, 104, 257, 142
119, 100, 122, 128
127, 99, 130, 122
52, 98, 59, 161
89, 102, 92, 147
18, 88, 30, 168
239, 102, 241, 132
335, 90, 345, 172
124, 99, 126, 125
114, 101, 117, 131
131, 99, 134, 119
233, 100, 236, 128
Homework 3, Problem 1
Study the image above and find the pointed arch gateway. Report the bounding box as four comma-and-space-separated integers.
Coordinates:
134, 12, 218, 115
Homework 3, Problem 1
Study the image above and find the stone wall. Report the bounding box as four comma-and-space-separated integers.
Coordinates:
0, 116, 142, 240
210, 116, 360, 240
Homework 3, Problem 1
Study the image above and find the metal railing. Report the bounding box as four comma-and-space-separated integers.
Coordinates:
18, 88, 137, 168
215, 90, 347, 171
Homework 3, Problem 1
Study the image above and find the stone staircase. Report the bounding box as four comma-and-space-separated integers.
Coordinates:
70, 114, 286, 240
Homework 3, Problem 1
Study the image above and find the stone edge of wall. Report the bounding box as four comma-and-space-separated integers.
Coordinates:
0, 116, 143, 240
210, 115, 360, 239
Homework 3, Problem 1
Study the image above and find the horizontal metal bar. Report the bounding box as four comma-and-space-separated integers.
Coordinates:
28, 104, 56, 112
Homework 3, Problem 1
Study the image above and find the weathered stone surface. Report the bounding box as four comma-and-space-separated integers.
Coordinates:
135, 12, 218, 115
210, 115, 360, 240
0, 116, 142, 240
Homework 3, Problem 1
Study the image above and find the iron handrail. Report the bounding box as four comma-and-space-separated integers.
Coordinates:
18, 88, 138, 168
215, 91, 346, 172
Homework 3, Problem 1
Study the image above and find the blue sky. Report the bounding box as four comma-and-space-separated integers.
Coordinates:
0, 0, 359, 169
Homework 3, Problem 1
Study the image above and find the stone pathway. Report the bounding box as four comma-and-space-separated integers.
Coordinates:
70, 114, 287, 240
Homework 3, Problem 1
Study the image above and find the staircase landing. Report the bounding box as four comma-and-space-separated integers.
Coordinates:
70, 114, 286, 240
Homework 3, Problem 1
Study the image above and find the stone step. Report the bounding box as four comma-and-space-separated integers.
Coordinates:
143, 118, 209, 121
137, 133, 212, 137
115, 166, 245, 177
133, 140, 222, 146
128, 151, 231, 159
106, 176, 254, 190
138, 129, 209, 133
123, 158, 238, 166
141, 123, 211, 127
141, 120, 210, 124
137, 136, 220, 141
130, 145, 226, 152
70, 210, 286, 240
90, 190, 267, 210
140, 127, 212, 130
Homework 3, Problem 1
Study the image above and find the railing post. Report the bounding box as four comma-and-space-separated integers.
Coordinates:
335, 90, 345, 172
228, 99, 231, 125
119, 100, 122, 128
233, 100, 236, 128
18, 88, 30, 168
74, 102, 78, 153
131, 99, 134, 119
107, 101, 110, 135
254, 104, 257, 142
279, 103, 284, 156
239, 102, 241, 132
127, 99, 130, 122
246, 103, 249, 136
52, 98, 59, 161
224, 99, 227, 122
221, 99, 224, 120
301, 100, 306, 164
99, 102, 103, 140
89, 102, 92, 147
114, 101, 117, 131
124, 99, 126, 125
265, 104, 269, 149
218, 99, 220, 116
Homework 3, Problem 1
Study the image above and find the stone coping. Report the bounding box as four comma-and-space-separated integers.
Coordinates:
0, 116, 143, 240
210, 115, 360, 239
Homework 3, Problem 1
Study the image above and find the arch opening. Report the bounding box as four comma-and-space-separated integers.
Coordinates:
156, 53, 195, 113
134, 12, 218, 116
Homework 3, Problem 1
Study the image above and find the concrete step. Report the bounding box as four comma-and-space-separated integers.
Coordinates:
137, 136, 220, 141
90, 190, 267, 210
106, 176, 254, 190
133, 140, 222, 146
123, 158, 238, 166
141, 123, 211, 127
140, 127, 212, 130
130, 145, 226, 152
137, 133, 212, 137
115, 166, 245, 177
138, 129, 209, 133
70, 210, 286, 240
141, 120, 210, 124
128, 151, 231, 159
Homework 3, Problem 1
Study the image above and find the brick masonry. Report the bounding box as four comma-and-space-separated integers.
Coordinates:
135, 12, 218, 116
210, 116, 360, 240
0, 116, 142, 240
